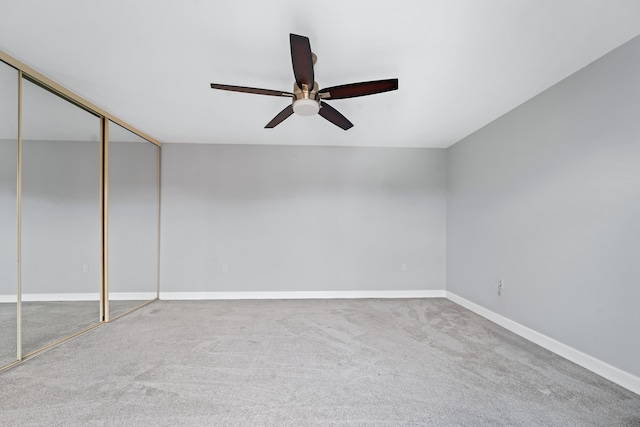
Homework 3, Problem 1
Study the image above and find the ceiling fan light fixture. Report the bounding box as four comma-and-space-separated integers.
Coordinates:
293, 98, 320, 116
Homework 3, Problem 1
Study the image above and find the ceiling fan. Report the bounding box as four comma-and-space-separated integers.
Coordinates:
210, 34, 398, 130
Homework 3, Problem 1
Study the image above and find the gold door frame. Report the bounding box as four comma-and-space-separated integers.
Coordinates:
101, 117, 109, 322
16, 69, 23, 363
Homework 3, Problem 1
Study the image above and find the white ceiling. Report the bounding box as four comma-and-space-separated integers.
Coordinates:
1, 0, 639, 148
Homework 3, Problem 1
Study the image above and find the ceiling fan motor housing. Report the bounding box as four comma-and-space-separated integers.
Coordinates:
293, 82, 320, 116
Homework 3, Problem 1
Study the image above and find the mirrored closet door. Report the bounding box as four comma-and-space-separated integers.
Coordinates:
106, 121, 159, 319
0, 60, 18, 367
0, 48, 162, 370
20, 78, 101, 356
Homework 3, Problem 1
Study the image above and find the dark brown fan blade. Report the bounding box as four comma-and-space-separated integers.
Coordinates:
319, 79, 398, 100
318, 101, 353, 130
265, 104, 294, 128
290, 34, 315, 89
211, 83, 293, 97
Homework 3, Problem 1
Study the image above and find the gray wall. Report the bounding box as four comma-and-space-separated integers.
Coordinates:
447, 36, 640, 376
21, 140, 101, 295
108, 140, 159, 294
0, 61, 18, 299
161, 144, 447, 293
0, 139, 17, 298
19, 76, 102, 297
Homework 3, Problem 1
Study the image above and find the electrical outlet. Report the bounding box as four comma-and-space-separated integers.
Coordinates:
401, 263, 407, 272
82, 264, 89, 273
222, 264, 229, 273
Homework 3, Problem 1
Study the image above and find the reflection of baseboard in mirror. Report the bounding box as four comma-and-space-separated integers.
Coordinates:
109, 293, 158, 301
18, 294, 100, 302
1, 293, 156, 302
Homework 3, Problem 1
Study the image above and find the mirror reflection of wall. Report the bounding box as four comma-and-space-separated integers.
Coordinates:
107, 121, 159, 319
0, 60, 18, 367
20, 78, 101, 355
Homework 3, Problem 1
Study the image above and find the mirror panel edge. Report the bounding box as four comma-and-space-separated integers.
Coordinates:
0, 59, 19, 369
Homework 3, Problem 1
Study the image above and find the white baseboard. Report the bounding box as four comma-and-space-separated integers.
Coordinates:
160, 290, 446, 300
21, 293, 100, 302
109, 292, 158, 301
0, 292, 157, 302
446, 291, 640, 396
